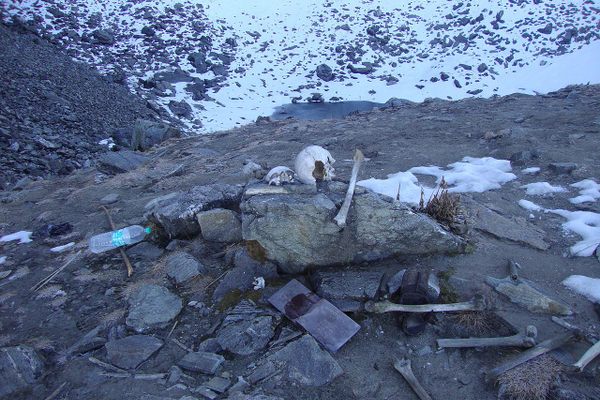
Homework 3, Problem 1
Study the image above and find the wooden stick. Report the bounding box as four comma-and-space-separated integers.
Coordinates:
393, 358, 433, 400
44, 382, 66, 400
167, 320, 178, 338
205, 270, 228, 289
88, 356, 128, 373
333, 149, 364, 228
487, 332, 576, 382
171, 338, 194, 353
31, 250, 82, 292
100, 206, 133, 277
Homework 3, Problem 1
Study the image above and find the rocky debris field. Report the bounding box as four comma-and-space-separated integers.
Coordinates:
2, 0, 599, 131
1, 80, 600, 400
0, 21, 183, 190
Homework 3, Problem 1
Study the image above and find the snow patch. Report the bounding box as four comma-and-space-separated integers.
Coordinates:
358, 156, 516, 205
521, 182, 567, 196
563, 275, 600, 303
548, 208, 600, 256
522, 167, 541, 174
569, 179, 600, 204
0, 256, 6, 265
0, 231, 33, 244
518, 199, 543, 212
99, 138, 116, 150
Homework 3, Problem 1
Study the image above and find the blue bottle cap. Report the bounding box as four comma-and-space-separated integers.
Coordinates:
144, 227, 152, 234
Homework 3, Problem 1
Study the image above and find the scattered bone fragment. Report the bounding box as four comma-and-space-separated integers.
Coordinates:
487, 332, 577, 382
485, 260, 572, 315
265, 166, 296, 186
574, 341, 600, 371
333, 149, 364, 228
365, 295, 487, 314
393, 358, 433, 400
437, 325, 537, 349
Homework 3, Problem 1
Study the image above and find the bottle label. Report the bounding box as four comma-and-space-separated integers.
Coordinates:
111, 230, 126, 247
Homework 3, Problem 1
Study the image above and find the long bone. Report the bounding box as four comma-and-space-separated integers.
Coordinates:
365, 295, 488, 314
393, 358, 433, 400
437, 325, 537, 349
486, 332, 577, 382
551, 316, 600, 371
333, 149, 364, 228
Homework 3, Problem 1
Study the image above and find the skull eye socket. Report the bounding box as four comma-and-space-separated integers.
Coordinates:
312, 160, 326, 181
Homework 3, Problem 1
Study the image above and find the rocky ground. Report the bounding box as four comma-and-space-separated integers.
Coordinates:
1, 71, 600, 400
0, 20, 184, 190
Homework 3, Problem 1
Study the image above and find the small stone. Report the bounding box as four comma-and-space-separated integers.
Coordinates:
205, 376, 230, 393
0, 346, 44, 397
312, 269, 384, 312
105, 335, 164, 369
216, 301, 275, 356
265, 335, 343, 386
126, 285, 183, 333
196, 208, 242, 243
100, 193, 120, 204
168, 365, 183, 385
415, 345, 433, 356
549, 162, 578, 174
93, 29, 115, 45
477, 63, 488, 73
193, 387, 218, 399
178, 351, 225, 374
165, 252, 204, 284
316, 64, 334, 81
126, 242, 164, 261
196, 338, 222, 353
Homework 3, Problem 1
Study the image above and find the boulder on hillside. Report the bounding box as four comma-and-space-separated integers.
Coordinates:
241, 189, 466, 273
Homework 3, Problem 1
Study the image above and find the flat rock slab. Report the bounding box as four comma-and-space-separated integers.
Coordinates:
97, 150, 149, 174
463, 198, 549, 250
145, 184, 244, 239
0, 346, 44, 398
126, 285, 183, 333
105, 335, 164, 369
242, 191, 465, 273
165, 251, 205, 283
266, 335, 343, 387
197, 208, 242, 243
215, 301, 276, 355
212, 249, 278, 302
312, 269, 385, 312
178, 351, 225, 374
126, 242, 164, 261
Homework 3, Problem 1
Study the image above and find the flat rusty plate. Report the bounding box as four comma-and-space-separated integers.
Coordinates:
269, 279, 360, 352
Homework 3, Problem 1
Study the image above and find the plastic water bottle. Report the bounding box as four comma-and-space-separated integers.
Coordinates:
89, 225, 151, 254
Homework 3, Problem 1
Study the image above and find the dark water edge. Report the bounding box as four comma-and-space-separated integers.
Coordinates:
271, 101, 385, 121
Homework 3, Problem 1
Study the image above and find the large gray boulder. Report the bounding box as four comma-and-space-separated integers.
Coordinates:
113, 119, 181, 151
0, 346, 44, 397
145, 184, 244, 239
241, 191, 465, 273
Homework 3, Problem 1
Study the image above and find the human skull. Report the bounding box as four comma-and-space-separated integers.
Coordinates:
294, 145, 335, 185
265, 166, 296, 186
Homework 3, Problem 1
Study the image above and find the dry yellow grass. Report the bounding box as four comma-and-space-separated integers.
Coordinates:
498, 355, 563, 400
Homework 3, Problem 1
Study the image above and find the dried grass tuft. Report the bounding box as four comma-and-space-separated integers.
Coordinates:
420, 177, 461, 224
498, 355, 563, 400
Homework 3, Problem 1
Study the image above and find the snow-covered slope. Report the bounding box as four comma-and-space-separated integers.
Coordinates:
4, 0, 600, 133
